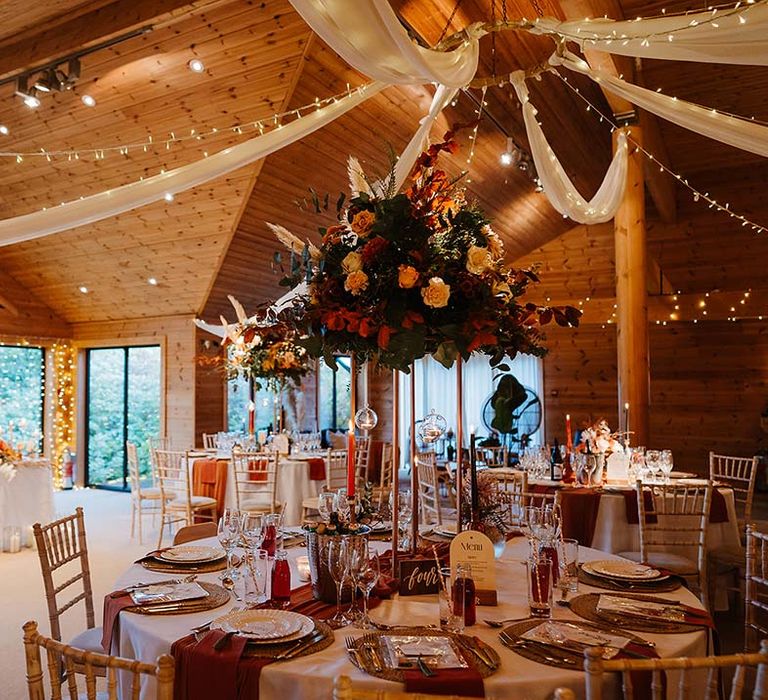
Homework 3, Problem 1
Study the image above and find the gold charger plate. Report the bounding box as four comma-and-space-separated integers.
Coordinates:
577, 565, 682, 593
570, 592, 708, 633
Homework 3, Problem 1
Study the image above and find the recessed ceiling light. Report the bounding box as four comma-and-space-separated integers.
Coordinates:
0, 125, 8, 135
79, 286, 88, 294
23, 94, 41, 109
147, 277, 158, 285
188, 58, 205, 73
81, 94, 96, 107
163, 192, 174, 202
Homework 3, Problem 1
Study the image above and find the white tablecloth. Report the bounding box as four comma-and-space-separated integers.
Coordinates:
0, 461, 54, 546
112, 537, 710, 700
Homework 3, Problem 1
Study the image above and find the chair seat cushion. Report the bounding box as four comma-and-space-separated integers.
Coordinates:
69, 626, 104, 653
302, 497, 319, 510
241, 498, 281, 513
139, 487, 163, 499
617, 550, 699, 575
167, 495, 217, 509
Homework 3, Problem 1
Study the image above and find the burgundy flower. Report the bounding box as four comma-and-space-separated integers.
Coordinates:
361, 236, 389, 264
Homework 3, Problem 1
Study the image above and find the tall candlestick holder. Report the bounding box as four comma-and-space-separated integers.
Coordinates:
348, 353, 358, 524
409, 366, 418, 554
455, 357, 464, 532
391, 369, 400, 575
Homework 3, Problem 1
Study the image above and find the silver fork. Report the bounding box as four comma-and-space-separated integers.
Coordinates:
499, 630, 577, 666
345, 636, 362, 667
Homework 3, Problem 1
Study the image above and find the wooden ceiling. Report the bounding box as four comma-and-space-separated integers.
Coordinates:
0, 0, 765, 329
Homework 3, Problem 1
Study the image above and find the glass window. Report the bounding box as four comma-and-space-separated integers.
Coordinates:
227, 372, 281, 433
0, 345, 44, 451
319, 356, 351, 431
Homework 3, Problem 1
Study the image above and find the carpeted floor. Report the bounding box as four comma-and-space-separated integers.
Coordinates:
0, 488, 156, 700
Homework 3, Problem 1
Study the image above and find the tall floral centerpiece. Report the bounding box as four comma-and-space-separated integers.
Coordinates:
274, 128, 580, 552
0, 438, 20, 482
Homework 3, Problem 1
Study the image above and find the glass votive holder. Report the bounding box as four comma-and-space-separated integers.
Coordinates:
558, 538, 579, 594
3, 525, 22, 553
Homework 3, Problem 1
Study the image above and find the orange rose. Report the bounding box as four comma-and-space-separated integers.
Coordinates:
342, 251, 363, 274
398, 264, 420, 289
344, 270, 369, 296
350, 210, 375, 236
421, 277, 450, 308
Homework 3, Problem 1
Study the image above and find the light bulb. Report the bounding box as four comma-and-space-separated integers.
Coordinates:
81, 95, 96, 107
78, 286, 88, 294
147, 277, 158, 285
0, 125, 8, 135
164, 192, 174, 202
188, 58, 205, 73
24, 94, 40, 109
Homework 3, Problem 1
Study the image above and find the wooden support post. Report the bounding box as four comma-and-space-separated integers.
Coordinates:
614, 125, 650, 446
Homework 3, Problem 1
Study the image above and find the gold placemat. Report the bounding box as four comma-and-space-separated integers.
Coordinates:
139, 554, 233, 574
242, 620, 334, 659
346, 628, 500, 682
130, 582, 230, 615
501, 618, 649, 670
570, 592, 707, 633
578, 565, 682, 593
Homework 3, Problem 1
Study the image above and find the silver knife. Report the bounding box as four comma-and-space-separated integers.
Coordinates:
277, 632, 325, 660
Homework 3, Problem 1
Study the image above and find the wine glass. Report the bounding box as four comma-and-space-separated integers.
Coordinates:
645, 450, 661, 483
585, 456, 598, 487
352, 545, 380, 629
660, 449, 674, 483
336, 489, 351, 521
217, 508, 242, 582
241, 513, 262, 550
318, 492, 336, 524
327, 538, 351, 626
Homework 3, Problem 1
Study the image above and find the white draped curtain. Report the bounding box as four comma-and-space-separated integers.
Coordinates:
397, 354, 544, 465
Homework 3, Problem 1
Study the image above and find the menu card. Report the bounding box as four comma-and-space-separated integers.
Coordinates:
449, 530, 497, 605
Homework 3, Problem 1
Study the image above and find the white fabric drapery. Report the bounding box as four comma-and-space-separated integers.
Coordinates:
530, 2, 768, 66
552, 50, 768, 158
398, 354, 544, 463
509, 71, 628, 224
288, 0, 482, 87
0, 84, 385, 248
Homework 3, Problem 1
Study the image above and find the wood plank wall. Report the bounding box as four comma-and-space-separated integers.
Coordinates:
194, 328, 225, 446
0, 269, 72, 338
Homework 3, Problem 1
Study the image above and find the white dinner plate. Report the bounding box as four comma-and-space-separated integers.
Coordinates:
583, 559, 663, 581
211, 609, 314, 643
370, 521, 393, 532
157, 545, 225, 563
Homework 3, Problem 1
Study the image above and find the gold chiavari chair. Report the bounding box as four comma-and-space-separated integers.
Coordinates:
202, 433, 217, 450
710, 452, 759, 541
619, 480, 713, 611
231, 448, 282, 516
475, 444, 507, 468
355, 435, 372, 487
32, 508, 102, 656
746, 524, 768, 651
23, 620, 175, 700
155, 450, 218, 547
301, 449, 347, 520
127, 441, 164, 545
372, 442, 394, 509
173, 522, 217, 545
416, 452, 443, 526
490, 470, 528, 529
583, 641, 768, 700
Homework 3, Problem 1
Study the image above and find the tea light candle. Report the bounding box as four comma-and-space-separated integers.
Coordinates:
296, 555, 311, 582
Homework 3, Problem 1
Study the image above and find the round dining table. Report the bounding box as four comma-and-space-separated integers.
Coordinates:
0, 459, 54, 547
112, 537, 711, 700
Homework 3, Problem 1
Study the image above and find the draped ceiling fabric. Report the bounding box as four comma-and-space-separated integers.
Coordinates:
531, 2, 768, 66
509, 71, 628, 224
552, 51, 768, 158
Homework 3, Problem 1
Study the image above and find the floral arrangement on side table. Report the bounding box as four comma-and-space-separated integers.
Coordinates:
0, 438, 20, 482
276, 129, 581, 372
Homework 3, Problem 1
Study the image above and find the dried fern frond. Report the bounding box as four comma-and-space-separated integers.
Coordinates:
267, 221, 321, 262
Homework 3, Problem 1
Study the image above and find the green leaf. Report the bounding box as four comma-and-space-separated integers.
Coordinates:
433, 341, 458, 368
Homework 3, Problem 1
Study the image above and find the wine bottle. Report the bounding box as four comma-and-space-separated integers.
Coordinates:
550, 438, 562, 481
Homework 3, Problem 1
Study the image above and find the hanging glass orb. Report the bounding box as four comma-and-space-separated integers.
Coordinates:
354, 405, 378, 431
419, 408, 447, 444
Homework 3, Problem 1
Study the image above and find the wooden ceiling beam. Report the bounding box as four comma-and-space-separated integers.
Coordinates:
0, 0, 221, 81
555, 0, 677, 224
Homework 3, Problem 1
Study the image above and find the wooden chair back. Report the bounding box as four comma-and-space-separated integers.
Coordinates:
523, 489, 557, 509
475, 445, 507, 468
490, 470, 528, 529
746, 524, 768, 651
32, 508, 95, 643
583, 640, 768, 700
326, 449, 349, 492
202, 433, 217, 450
416, 453, 442, 525
333, 673, 534, 699
174, 522, 217, 545
231, 448, 279, 512
637, 479, 712, 608
23, 620, 175, 700
126, 441, 144, 498
710, 452, 758, 535
154, 450, 193, 511
379, 443, 394, 490
355, 435, 372, 485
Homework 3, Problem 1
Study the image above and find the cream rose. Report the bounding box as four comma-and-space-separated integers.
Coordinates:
466, 245, 492, 275
421, 277, 451, 308
484, 228, 504, 260
350, 210, 375, 236
398, 264, 420, 289
344, 270, 369, 296
341, 251, 363, 274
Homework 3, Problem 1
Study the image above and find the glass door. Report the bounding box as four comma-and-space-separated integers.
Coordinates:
85, 345, 161, 489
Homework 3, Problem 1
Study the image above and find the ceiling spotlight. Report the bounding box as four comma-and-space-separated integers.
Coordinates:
16, 77, 41, 108
164, 192, 174, 202
500, 137, 519, 167
147, 277, 158, 285
23, 93, 41, 108
81, 94, 96, 107
34, 68, 59, 93
188, 58, 205, 73
0, 125, 8, 136
79, 286, 89, 294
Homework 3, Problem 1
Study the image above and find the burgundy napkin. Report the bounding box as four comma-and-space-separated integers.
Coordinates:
171, 629, 269, 700
306, 457, 326, 481
246, 458, 269, 483
404, 668, 485, 697
192, 458, 228, 522
617, 642, 666, 700
559, 488, 602, 546
101, 592, 135, 652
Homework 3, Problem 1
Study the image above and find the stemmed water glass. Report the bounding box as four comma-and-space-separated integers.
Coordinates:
241, 513, 262, 549
218, 508, 242, 582
660, 449, 674, 482
390, 490, 412, 550
645, 450, 661, 483
352, 544, 380, 629
318, 492, 336, 524
327, 538, 351, 626
336, 488, 351, 521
